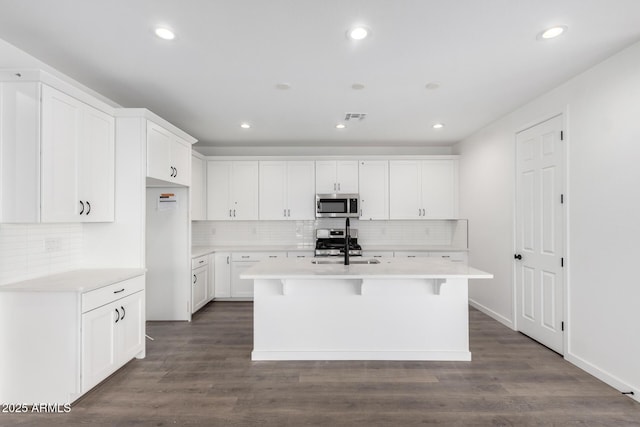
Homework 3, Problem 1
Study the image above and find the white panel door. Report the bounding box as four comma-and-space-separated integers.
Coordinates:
315, 160, 337, 193
515, 115, 564, 354
231, 161, 259, 220
170, 138, 191, 186
81, 303, 117, 392
115, 291, 145, 364
146, 122, 172, 181
259, 161, 287, 220
286, 161, 315, 220
358, 160, 389, 220
79, 104, 115, 222
336, 160, 358, 193
207, 161, 232, 220
191, 266, 208, 313
389, 160, 421, 219
421, 160, 457, 219
41, 85, 81, 222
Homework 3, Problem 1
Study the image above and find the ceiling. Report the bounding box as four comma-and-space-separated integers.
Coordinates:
1, 0, 640, 151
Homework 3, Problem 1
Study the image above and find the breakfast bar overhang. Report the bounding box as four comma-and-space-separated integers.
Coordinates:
241, 257, 493, 361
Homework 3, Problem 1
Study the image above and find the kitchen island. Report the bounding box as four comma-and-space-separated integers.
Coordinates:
241, 257, 492, 361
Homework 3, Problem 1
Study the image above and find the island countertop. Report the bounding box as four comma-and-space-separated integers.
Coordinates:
240, 257, 492, 280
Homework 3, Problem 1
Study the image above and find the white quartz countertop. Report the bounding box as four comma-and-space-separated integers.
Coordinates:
192, 245, 467, 258
240, 257, 492, 280
0, 268, 146, 293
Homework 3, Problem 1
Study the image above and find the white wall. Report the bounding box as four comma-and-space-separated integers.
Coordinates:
455, 41, 640, 400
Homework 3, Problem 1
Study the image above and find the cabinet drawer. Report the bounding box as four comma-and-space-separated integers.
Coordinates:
231, 252, 286, 261
394, 251, 430, 258
82, 275, 145, 313
430, 252, 468, 262
287, 251, 315, 258
191, 255, 209, 269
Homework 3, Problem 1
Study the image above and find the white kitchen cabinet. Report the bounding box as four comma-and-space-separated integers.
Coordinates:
214, 252, 231, 298
81, 285, 144, 393
315, 160, 358, 193
358, 160, 389, 220
191, 255, 209, 313
207, 161, 259, 220
259, 160, 315, 220
389, 160, 458, 219
147, 121, 191, 186
207, 254, 215, 302
191, 153, 206, 220
0, 81, 114, 223
0, 271, 145, 404
229, 252, 287, 299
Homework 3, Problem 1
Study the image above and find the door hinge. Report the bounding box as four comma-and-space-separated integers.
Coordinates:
561, 194, 564, 204
561, 321, 564, 331
561, 257, 564, 267
560, 130, 564, 140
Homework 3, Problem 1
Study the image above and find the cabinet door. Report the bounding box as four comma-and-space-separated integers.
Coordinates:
231, 261, 256, 298
81, 302, 117, 393
207, 161, 232, 220
259, 161, 287, 220
358, 160, 388, 220
214, 253, 231, 298
231, 161, 259, 220
421, 160, 458, 219
207, 254, 215, 302
79, 104, 115, 222
389, 160, 421, 219
192, 266, 208, 313
286, 161, 315, 220
170, 138, 191, 186
115, 291, 145, 365
41, 85, 81, 222
336, 160, 358, 193
146, 122, 172, 182
315, 160, 337, 193
191, 155, 206, 220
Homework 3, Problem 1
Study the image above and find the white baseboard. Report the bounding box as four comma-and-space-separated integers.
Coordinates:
468, 298, 514, 330
565, 352, 640, 403
252, 350, 472, 361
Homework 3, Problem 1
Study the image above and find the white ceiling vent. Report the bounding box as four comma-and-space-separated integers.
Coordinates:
344, 112, 367, 121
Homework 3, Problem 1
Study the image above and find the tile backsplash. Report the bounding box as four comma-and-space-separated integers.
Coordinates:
192, 219, 467, 248
0, 223, 82, 285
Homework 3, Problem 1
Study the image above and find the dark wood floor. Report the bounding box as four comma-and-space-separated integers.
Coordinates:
3, 302, 640, 426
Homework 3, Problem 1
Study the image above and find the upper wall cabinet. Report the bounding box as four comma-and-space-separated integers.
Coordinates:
191, 153, 206, 220
207, 161, 259, 220
315, 160, 358, 194
358, 160, 389, 220
147, 122, 191, 187
259, 161, 315, 220
389, 160, 459, 219
0, 80, 115, 223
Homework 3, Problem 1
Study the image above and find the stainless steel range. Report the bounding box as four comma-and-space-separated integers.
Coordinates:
314, 228, 362, 257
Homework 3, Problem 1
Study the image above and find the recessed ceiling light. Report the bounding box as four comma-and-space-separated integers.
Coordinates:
432, 123, 444, 129
275, 83, 291, 90
425, 82, 441, 90
351, 83, 365, 90
240, 123, 251, 129
538, 25, 567, 40
347, 26, 370, 40
336, 124, 346, 129
155, 27, 175, 40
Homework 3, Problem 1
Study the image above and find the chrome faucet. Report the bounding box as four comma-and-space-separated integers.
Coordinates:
344, 218, 350, 265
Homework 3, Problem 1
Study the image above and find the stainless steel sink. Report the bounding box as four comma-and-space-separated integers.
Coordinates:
311, 258, 380, 265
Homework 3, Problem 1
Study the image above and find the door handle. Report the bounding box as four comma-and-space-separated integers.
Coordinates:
121, 306, 126, 320
115, 308, 120, 323
193, 274, 197, 284
287, 209, 290, 217
79, 201, 85, 215
338, 183, 341, 191
86, 201, 91, 215
229, 209, 232, 217
514, 254, 523, 260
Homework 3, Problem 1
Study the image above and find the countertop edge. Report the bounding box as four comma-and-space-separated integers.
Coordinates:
0, 268, 146, 293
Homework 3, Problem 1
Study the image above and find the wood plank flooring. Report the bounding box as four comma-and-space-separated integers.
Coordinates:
2, 302, 640, 426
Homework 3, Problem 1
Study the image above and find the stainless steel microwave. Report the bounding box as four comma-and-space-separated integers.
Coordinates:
316, 194, 359, 218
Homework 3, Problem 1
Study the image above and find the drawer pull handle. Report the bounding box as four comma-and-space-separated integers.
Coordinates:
242, 256, 250, 258
121, 306, 126, 320
199, 260, 205, 264
113, 288, 125, 294
269, 255, 277, 258
115, 308, 120, 323
79, 201, 85, 215
193, 274, 197, 284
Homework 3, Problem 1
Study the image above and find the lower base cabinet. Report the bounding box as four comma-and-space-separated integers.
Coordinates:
0, 271, 145, 404
82, 288, 144, 392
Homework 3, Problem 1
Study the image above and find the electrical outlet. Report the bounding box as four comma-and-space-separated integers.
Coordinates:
44, 238, 62, 252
